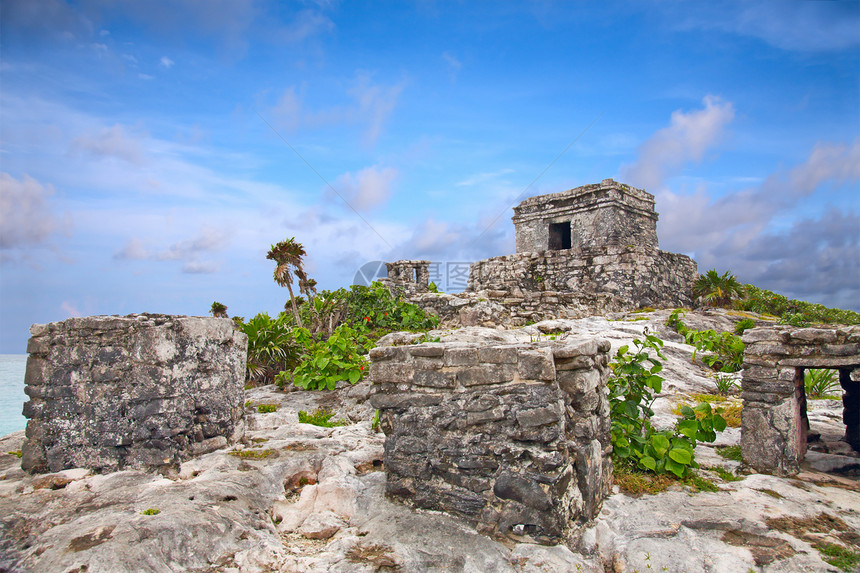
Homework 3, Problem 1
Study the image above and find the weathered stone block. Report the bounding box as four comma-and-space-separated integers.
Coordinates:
477, 346, 518, 364
372, 336, 611, 546
458, 364, 515, 386
517, 348, 555, 380
413, 370, 456, 388
21, 314, 246, 474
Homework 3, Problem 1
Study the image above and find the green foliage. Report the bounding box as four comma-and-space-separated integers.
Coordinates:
141, 508, 161, 515
713, 374, 738, 395
816, 542, 860, 571
667, 310, 745, 372
235, 312, 301, 385
298, 407, 349, 427
805, 368, 840, 399
707, 465, 744, 482
257, 403, 278, 413
288, 324, 371, 390
428, 282, 440, 293
7, 450, 22, 458
737, 284, 860, 325
608, 330, 726, 478
371, 409, 380, 431
716, 445, 743, 462
694, 269, 743, 308
733, 318, 755, 335
345, 282, 438, 333
209, 301, 228, 318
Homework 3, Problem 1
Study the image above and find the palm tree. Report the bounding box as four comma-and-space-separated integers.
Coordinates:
267, 237, 308, 328
694, 269, 743, 308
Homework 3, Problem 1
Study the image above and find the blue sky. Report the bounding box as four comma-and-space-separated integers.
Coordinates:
1, 0, 858, 353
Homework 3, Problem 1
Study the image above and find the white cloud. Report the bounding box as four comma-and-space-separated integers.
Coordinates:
348, 72, 405, 146
333, 165, 398, 211
674, 0, 860, 53
269, 73, 405, 146
182, 260, 221, 274
0, 173, 60, 249
70, 124, 146, 165
653, 140, 860, 309
160, 56, 174, 68
60, 301, 82, 318
156, 227, 230, 261
138, 73, 154, 80
456, 169, 515, 187
622, 95, 735, 190
113, 238, 150, 260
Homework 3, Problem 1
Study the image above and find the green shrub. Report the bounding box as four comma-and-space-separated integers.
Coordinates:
257, 403, 279, 413
287, 324, 371, 390
666, 310, 745, 372
608, 330, 726, 478
141, 508, 161, 516
737, 285, 860, 325
805, 368, 840, 399
235, 312, 300, 384
734, 318, 755, 335
298, 408, 349, 427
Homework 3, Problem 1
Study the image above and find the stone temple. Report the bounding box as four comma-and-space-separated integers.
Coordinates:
384, 180, 699, 325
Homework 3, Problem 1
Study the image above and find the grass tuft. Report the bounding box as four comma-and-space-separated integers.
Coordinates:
298, 407, 349, 428
716, 445, 743, 462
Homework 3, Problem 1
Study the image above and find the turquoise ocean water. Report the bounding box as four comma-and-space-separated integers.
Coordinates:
0, 355, 27, 437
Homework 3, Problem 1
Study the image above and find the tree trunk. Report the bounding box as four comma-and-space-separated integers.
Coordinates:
285, 280, 303, 328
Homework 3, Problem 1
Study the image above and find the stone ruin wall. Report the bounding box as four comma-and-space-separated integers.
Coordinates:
369, 337, 612, 546
512, 179, 659, 253
466, 245, 697, 313
383, 181, 698, 326
21, 314, 248, 474
741, 325, 860, 476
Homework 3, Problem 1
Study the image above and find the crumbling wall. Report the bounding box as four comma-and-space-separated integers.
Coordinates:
21, 314, 248, 474
467, 245, 697, 312
741, 325, 860, 476
369, 336, 612, 546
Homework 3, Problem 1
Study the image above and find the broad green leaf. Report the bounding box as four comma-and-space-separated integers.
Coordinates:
680, 405, 696, 418
713, 414, 727, 432
694, 402, 712, 415
697, 429, 717, 442
665, 458, 686, 478
668, 447, 692, 465
650, 434, 670, 457
640, 456, 657, 471
678, 419, 698, 440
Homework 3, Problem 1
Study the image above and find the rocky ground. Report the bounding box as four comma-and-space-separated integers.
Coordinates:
1, 310, 858, 572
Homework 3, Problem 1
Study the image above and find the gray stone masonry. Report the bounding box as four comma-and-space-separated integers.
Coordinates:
369, 336, 612, 546
21, 314, 248, 474
381, 260, 431, 297
513, 179, 658, 253
741, 325, 860, 476
387, 180, 697, 324
467, 245, 697, 312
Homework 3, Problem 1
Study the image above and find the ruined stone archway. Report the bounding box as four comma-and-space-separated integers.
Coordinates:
741, 326, 860, 476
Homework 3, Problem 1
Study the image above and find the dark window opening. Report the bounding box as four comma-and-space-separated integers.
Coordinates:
548, 222, 571, 250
